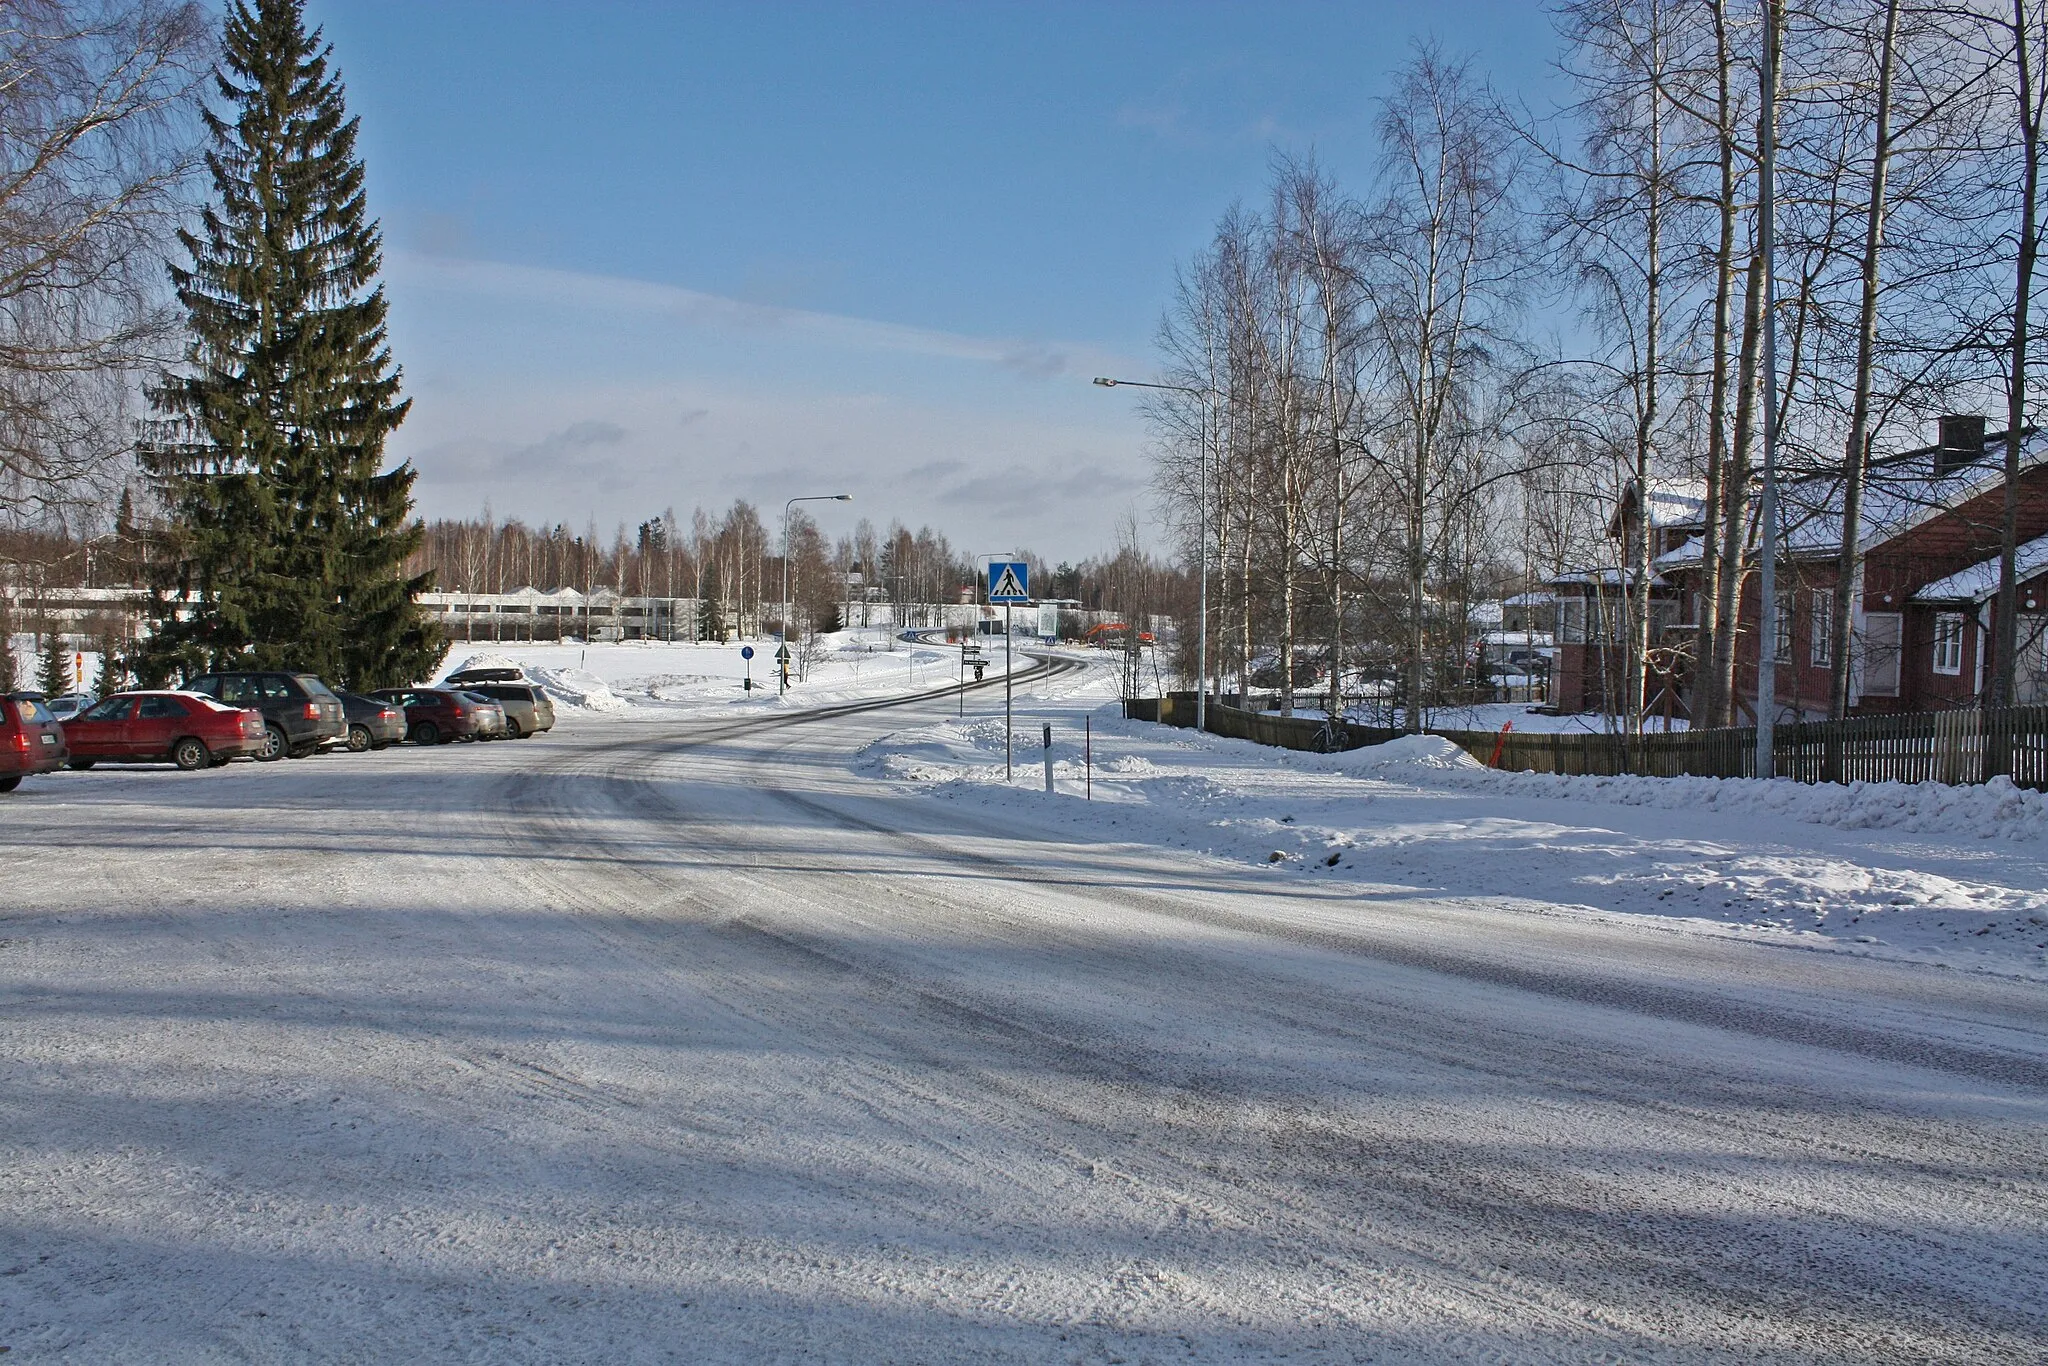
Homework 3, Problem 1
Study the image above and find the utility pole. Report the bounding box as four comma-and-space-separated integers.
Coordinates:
1755, 0, 1783, 779
781, 493, 853, 696
1096, 377, 1214, 730
1005, 601, 1013, 780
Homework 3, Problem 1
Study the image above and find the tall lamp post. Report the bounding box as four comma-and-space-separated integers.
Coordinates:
783, 493, 853, 694
1094, 376, 1215, 729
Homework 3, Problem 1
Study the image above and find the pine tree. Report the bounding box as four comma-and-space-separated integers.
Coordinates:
94, 624, 132, 696
698, 595, 728, 643
139, 0, 441, 688
37, 632, 69, 699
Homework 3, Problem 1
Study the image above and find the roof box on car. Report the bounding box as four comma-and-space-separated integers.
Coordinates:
443, 666, 529, 685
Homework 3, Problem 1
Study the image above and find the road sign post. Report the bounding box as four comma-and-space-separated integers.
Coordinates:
740, 643, 755, 692
987, 561, 1029, 781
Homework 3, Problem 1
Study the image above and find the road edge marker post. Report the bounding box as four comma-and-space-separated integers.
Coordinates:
1042, 721, 1053, 793
1487, 721, 1513, 769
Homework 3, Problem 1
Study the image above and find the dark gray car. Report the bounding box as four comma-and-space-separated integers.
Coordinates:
461, 682, 554, 737
336, 690, 407, 752
184, 671, 347, 760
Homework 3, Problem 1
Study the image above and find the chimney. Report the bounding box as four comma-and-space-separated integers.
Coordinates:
1934, 414, 1987, 476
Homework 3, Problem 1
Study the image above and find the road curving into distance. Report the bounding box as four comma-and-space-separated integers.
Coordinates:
2, 655, 2043, 1363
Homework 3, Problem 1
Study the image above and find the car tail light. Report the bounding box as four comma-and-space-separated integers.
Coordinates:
11, 732, 26, 753
302, 702, 320, 720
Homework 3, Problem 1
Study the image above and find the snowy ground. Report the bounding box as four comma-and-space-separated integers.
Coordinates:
863, 687, 2048, 981
3, 649, 2045, 1361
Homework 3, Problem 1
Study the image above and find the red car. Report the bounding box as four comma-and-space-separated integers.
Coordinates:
367, 687, 497, 745
2, 693, 69, 793
62, 691, 267, 770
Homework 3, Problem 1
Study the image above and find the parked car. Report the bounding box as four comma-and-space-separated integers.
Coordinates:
61, 690, 266, 770
368, 687, 497, 745
459, 682, 553, 737
1, 693, 69, 792
182, 671, 347, 760
456, 691, 507, 739
336, 691, 407, 752
43, 693, 96, 721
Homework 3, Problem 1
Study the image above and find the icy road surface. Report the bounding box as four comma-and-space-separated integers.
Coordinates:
3, 667, 2046, 1363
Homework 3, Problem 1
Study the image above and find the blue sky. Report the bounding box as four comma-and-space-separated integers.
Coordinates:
305, 1, 1566, 561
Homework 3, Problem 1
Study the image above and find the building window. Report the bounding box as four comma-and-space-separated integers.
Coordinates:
1811, 590, 1834, 667
1558, 598, 1586, 644
1932, 612, 1965, 676
1774, 591, 1794, 663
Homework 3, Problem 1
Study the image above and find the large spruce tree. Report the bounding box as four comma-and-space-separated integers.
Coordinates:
139, 0, 440, 688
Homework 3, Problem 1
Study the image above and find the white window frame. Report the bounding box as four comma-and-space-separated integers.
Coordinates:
1810, 590, 1833, 667
1774, 591, 1794, 664
1932, 612, 1965, 676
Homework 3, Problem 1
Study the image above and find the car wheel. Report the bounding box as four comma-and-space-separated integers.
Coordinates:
66, 759, 95, 771
0, 775, 20, 793
410, 720, 439, 746
502, 718, 522, 739
172, 737, 211, 771
347, 724, 373, 753
257, 725, 288, 762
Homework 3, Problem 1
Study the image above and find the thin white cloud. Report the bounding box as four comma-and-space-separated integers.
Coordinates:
389, 250, 1133, 380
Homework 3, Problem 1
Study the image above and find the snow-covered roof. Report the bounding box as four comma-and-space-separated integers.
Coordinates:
1913, 531, 2048, 603
1649, 428, 2048, 571
1550, 567, 1662, 588
1782, 428, 2047, 556
1641, 479, 1708, 529
1653, 535, 1704, 570
1503, 590, 1556, 606
1608, 477, 1709, 540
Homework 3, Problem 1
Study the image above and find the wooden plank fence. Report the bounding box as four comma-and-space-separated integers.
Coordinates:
1123, 693, 2048, 790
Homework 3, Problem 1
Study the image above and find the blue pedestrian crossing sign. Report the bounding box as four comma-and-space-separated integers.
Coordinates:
986, 561, 1030, 603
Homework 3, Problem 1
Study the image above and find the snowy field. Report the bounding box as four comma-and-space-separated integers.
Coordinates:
3, 649, 2045, 1361
436, 629, 1029, 719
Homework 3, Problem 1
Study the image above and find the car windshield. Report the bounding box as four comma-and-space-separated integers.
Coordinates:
299, 676, 339, 701
12, 697, 52, 724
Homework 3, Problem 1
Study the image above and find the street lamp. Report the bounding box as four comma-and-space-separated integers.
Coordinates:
1094, 376, 1215, 730
783, 493, 853, 694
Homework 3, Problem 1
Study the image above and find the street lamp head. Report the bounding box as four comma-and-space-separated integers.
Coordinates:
1092, 377, 1118, 387
833, 494, 853, 501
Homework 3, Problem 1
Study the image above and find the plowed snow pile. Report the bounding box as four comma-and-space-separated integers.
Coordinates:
860, 710, 2048, 980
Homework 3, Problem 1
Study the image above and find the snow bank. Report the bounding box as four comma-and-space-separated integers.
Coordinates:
441, 651, 525, 680
1329, 734, 1483, 773
1468, 768, 2048, 845
527, 666, 631, 713
436, 650, 629, 714
856, 697, 2048, 979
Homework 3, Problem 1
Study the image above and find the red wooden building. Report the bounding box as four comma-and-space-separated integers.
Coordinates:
1548, 419, 2048, 721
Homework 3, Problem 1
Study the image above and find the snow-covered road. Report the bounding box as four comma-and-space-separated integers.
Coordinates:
4, 665, 2045, 1362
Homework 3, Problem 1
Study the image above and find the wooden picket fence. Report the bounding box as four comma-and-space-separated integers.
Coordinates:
1123, 693, 2048, 790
